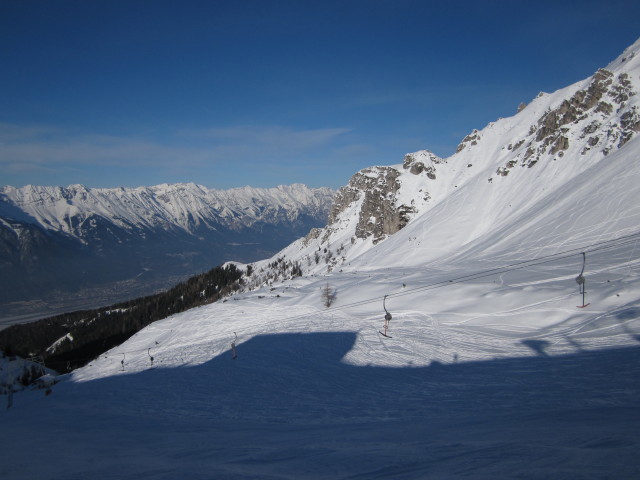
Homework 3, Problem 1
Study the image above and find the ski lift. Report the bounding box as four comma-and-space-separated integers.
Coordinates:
231, 332, 238, 359
576, 252, 590, 308
148, 348, 154, 366
379, 295, 393, 338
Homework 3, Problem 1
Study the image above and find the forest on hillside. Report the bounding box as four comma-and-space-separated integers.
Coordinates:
0, 264, 244, 373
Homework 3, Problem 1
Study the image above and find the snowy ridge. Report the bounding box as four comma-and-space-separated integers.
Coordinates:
0, 182, 335, 237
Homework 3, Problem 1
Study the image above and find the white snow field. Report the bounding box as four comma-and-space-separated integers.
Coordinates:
3, 40, 640, 479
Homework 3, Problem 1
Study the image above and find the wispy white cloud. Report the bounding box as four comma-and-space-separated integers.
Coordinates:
0, 123, 65, 143
0, 126, 206, 169
0, 123, 359, 187
180, 125, 351, 154
4, 161, 58, 174
1, 124, 351, 166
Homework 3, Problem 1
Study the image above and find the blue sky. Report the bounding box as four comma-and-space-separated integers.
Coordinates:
1, 0, 639, 190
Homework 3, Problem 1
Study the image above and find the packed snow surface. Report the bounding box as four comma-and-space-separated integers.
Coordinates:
3, 40, 640, 479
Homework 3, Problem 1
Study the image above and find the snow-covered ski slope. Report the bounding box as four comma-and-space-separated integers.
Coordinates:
3, 40, 640, 479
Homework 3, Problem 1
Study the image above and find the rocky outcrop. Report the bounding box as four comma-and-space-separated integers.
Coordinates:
329, 167, 414, 245
325, 150, 447, 245
352, 168, 410, 244
455, 129, 481, 153
402, 150, 444, 179
493, 68, 638, 176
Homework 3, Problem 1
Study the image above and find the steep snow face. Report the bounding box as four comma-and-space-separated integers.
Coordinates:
245, 38, 640, 281
0, 183, 335, 237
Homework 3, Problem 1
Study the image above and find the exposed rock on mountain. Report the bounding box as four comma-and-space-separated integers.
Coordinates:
403, 150, 444, 178
321, 150, 447, 248
498, 66, 638, 175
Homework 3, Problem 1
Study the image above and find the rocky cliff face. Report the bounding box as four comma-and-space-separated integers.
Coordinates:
327, 150, 445, 245
329, 166, 406, 245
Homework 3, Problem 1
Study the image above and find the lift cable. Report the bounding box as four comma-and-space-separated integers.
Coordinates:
62, 230, 640, 364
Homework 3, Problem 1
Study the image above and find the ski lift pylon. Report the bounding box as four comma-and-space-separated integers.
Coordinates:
383, 295, 392, 322
379, 295, 393, 338
576, 252, 590, 308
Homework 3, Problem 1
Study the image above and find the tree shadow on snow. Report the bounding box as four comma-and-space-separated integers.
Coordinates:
70, 331, 640, 426
520, 339, 551, 356
613, 306, 640, 343
7, 331, 640, 480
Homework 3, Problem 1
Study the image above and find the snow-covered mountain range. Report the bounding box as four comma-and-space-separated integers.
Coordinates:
0, 183, 334, 319
3, 39, 640, 479
1, 182, 333, 237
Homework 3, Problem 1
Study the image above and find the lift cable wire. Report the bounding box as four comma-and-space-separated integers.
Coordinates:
320, 230, 640, 315
68, 230, 640, 364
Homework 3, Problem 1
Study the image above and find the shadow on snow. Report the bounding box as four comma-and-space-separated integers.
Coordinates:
72, 331, 640, 425
5, 332, 640, 479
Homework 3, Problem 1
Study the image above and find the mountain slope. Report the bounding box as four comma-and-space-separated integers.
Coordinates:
3, 39, 640, 480
244, 38, 640, 283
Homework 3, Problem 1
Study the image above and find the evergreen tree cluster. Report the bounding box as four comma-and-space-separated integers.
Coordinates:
0, 355, 48, 395
243, 256, 303, 290
0, 264, 243, 373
